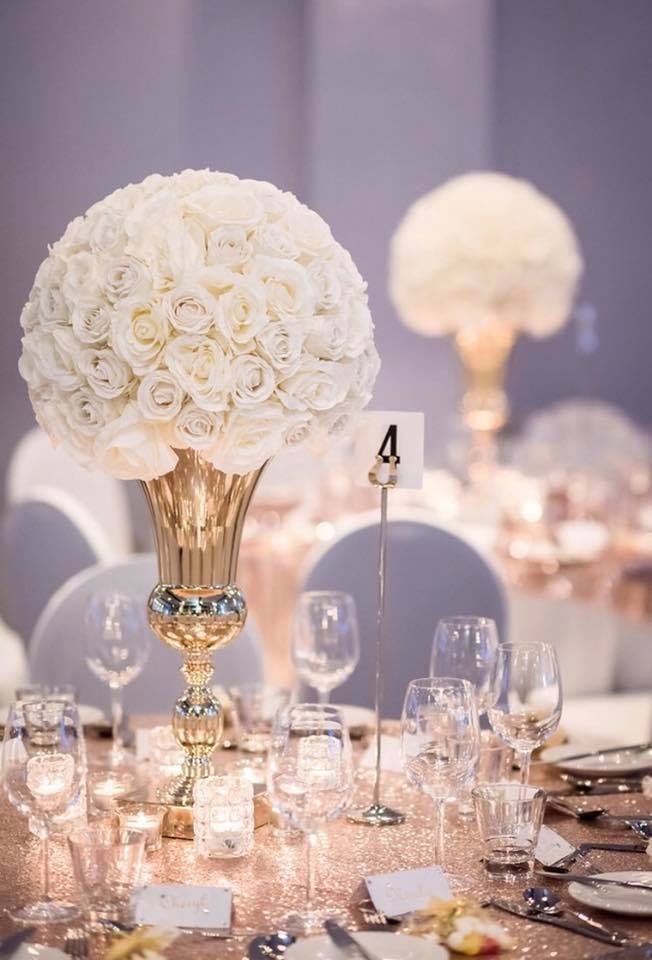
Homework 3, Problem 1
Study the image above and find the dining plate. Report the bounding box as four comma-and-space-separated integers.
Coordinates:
12, 944, 68, 959
285, 931, 448, 959
0, 703, 105, 727
540, 743, 652, 776
568, 872, 652, 916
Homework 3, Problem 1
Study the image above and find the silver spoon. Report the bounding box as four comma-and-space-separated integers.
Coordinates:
523, 887, 630, 944
248, 931, 296, 959
629, 820, 652, 841
547, 796, 606, 821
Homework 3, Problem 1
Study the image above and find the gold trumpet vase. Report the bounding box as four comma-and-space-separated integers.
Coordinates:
140, 448, 264, 807
454, 324, 517, 478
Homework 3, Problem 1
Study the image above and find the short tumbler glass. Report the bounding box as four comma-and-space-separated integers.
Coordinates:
472, 782, 545, 879
230, 684, 289, 753
69, 824, 145, 928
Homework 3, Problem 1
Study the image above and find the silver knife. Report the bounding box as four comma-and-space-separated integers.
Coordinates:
486, 898, 628, 945
535, 742, 652, 766
324, 920, 378, 960
0, 928, 36, 958
536, 870, 652, 892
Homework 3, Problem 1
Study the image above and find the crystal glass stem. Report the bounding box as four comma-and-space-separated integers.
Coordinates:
317, 689, 330, 705
432, 798, 445, 867
110, 683, 123, 757
518, 748, 532, 785
305, 831, 318, 911
40, 821, 51, 903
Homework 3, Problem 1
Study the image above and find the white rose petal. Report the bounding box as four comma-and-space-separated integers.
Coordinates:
252, 223, 300, 260
278, 359, 352, 412
231, 354, 275, 407
111, 302, 169, 374
170, 402, 223, 450
284, 413, 313, 447
24, 329, 82, 392
64, 389, 124, 437
305, 314, 350, 362
208, 403, 285, 475
256, 321, 305, 376
62, 251, 100, 304
184, 185, 264, 229
137, 370, 184, 422
307, 260, 342, 311
344, 299, 374, 358
206, 225, 252, 267
79, 347, 132, 399
281, 206, 334, 257
165, 334, 231, 412
164, 286, 217, 335
71, 300, 112, 345
250, 256, 314, 322
350, 344, 381, 401
88, 210, 124, 255
95, 402, 178, 481
217, 278, 268, 346
102, 255, 151, 304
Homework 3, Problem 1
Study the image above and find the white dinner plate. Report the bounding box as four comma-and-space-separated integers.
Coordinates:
286, 931, 447, 960
13, 944, 68, 959
540, 743, 652, 776
0, 704, 105, 727
568, 872, 652, 916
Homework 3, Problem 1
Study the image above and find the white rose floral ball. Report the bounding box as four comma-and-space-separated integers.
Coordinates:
389, 171, 583, 339
19, 169, 380, 479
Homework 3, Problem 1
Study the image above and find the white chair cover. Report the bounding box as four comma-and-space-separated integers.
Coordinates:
1, 488, 110, 647
300, 515, 507, 717
6, 428, 132, 556
29, 554, 264, 716
0, 618, 28, 708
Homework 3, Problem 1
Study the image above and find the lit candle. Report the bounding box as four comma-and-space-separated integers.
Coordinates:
193, 774, 254, 859
26, 753, 74, 810
116, 803, 165, 852
88, 770, 135, 813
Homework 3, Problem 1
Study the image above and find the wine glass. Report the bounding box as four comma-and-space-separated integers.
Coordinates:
267, 703, 354, 933
84, 593, 151, 764
430, 616, 499, 714
487, 641, 562, 784
401, 678, 479, 869
2, 699, 85, 922
291, 592, 360, 703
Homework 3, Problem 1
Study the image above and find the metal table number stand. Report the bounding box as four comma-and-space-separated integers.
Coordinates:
349, 434, 406, 827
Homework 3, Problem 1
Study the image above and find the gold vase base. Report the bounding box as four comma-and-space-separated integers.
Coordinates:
156, 773, 200, 809
347, 802, 406, 827
155, 788, 273, 841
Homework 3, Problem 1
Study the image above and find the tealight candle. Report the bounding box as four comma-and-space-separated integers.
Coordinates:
193, 774, 254, 859
26, 753, 74, 810
116, 802, 165, 852
297, 734, 341, 788
88, 770, 135, 813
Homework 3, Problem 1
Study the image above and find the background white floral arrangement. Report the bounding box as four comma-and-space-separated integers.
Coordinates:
389, 171, 583, 339
19, 169, 380, 479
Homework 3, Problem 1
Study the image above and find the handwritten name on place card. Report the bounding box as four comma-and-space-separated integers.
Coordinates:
133, 884, 232, 929
366, 866, 451, 919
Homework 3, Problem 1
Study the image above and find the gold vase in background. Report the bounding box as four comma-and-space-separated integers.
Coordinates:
141, 448, 264, 807
454, 324, 516, 476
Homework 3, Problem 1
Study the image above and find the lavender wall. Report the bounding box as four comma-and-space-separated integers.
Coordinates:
0, 0, 650, 495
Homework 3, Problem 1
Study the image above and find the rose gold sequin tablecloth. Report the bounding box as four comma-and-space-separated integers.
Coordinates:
1, 744, 652, 959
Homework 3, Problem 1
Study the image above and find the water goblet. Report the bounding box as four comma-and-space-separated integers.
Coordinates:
430, 616, 499, 713
84, 592, 151, 764
292, 591, 360, 703
2, 699, 85, 923
267, 703, 354, 933
487, 641, 562, 784
401, 678, 479, 870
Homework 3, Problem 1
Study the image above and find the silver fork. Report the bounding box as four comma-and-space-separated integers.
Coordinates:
64, 927, 89, 959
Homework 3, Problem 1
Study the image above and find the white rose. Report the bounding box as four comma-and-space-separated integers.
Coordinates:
111, 302, 169, 374
137, 370, 184, 422
206, 226, 252, 267
18, 343, 45, 390
19, 299, 39, 333
250, 256, 314, 322
208, 403, 285, 475
311, 399, 364, 444
284, 412, 314, 447
62, 251, 100, 303
71, 299, 112, 345
165, 334, 231, 411
307, 260, 342, 311
252, 223, 300, 260
344, 298, 374, 358
278, 359, 352, 412
88, 210, 124, 255
95, 402, 178, 480
281, 206, 334, 257
216, 278, 268, 346
169, 402, 223, 450
24, 329, 82, 392
231, 354, 275, 407
256, 321, 305, 375
241, 179, 288, 221
305, 314, 350, 362
350, 343, 381, 401
63, 388, 124, 437
183, 185, 264, 229
163, 285, 217, 335
79, 347, 132, 399
102, 255, 151, 304
33, 256, 68, 328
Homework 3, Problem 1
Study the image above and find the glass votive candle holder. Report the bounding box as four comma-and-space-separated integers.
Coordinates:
148, 724, 184, 774
472, 782, 546, 880
116, 801, 165, 852
88, 769, 137, 814
193, 774, 254, 859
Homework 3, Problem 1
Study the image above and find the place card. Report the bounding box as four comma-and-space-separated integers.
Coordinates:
366, 866, 451, 918
353, 411, 424, 489
359, 735, 403, 773
133, 884, 232, 930
535, 825, 577, 866
135, 727, 151, 761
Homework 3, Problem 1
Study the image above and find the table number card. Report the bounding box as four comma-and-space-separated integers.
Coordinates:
354, 411, 424, 489
535, 825, 577, 866
366, 866, 451, 918
133, 884, 232, 930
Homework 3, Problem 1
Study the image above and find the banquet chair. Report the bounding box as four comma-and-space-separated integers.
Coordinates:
1, 488, 113, 649
6, 427, 132, 556
29, 554, 264, 716
300, 514, 507, 717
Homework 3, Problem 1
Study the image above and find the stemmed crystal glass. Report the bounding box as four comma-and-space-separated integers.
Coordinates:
84, 593, 151, 764
430, 617, 499, 713
2, 699, 85, 922
401, 678, 479, 869
291, 592, 360, 703
487, 641, 562, 784
267, 703, 354, 933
